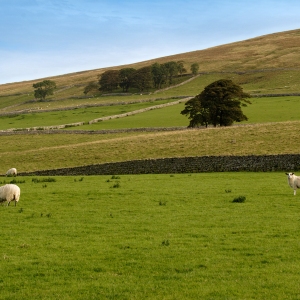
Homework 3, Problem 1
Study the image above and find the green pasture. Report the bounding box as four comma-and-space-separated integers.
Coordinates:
0, 95, 299, 131
0, 93, 34, 110
2, 69, 300, 114
0, 92, 175, 113
1, 173, 299, 299
243, 96, 300, 123
150, 70, 300, 98
71, 95, 300, 130
100, 94, 291, 130
0, 99, 177, 130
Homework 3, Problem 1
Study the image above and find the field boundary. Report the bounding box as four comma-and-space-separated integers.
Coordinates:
19, 154, 300, 176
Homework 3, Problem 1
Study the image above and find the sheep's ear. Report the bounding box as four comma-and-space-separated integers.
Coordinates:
292, 173, 294, 175
285, 173, 288, 175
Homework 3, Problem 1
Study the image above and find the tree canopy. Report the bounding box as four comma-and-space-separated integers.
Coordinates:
83, 81, 100, 95
181, 79, 251, 127
94, 60, 198, 94
32, 80, 56, 100
119, 68, 136, 92
190, 63, 199, 76
98, 70, 119, 92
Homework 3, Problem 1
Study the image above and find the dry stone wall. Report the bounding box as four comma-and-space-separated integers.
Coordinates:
20, 154, 300, 176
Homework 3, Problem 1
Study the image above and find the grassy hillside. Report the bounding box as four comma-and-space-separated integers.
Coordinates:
0, 29, 300, 99
0, 121, 298, 173
0, 29, 299, 172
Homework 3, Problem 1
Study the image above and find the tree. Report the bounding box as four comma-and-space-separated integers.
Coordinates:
190, 63, 199, 75
119, 68, 136, 92
177, 61, 187, 76
83, 81, 100, 95
181, 79, 251, 127
163, 61, 178, 85
33, 80, 56, 100
133, 66, 152, 92
151, 63, 167, 89
98, 70, 119, 92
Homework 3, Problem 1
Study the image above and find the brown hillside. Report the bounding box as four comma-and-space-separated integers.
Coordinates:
1, 29, 299, 95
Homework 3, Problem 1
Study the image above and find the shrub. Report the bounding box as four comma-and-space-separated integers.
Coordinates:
232, 196, 246, 203
161, 240, 170, 246
111, 182, 121, 188
32, 177, 56, 183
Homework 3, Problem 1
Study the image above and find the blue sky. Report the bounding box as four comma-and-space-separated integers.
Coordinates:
1, 0, 300, 84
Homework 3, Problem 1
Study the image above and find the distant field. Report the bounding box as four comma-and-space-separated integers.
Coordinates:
0, 99, 178, 130
1, 69, 300, 114
243, 96, 300, 123
1, 173, 299, 299
0, 29, 299, 173
0, 95, 299, 131
0, 121, 299, 173
71, 95, 300, 130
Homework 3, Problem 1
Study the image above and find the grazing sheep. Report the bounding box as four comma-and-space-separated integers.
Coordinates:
285, 172, 300, 195
6, 168, 17, 177
0, 184, 20, 206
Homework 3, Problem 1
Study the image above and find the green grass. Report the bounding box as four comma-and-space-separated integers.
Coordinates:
243, 96, 300, 123
70, 101, 188, 130
1, 95, 299, 131
74, 95, 300, 130
2, 69, 300, 115
0, 121, 299, 173
0, 98, 178, 130
1, 173, 299, 299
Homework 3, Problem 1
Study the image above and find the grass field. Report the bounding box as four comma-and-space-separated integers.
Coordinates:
1, 173, 299, 299
0, 95, 299, 131
0, 121, 299, 173
0, 29, 300, 300
0, 98, 179, 130
71, 95, 300, 130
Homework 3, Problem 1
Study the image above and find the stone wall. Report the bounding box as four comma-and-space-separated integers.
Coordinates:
20, 154, 300, 176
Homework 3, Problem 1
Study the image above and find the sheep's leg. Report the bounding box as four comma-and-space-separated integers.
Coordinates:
294, 190, 297, 196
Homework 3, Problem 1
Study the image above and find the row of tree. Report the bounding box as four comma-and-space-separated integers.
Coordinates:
31, 76, 251, 128
84, 61, 199, 95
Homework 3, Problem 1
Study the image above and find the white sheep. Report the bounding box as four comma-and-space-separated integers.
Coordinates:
285, 172, 300, 195
6, 168, 17, 177
0, 184, 21, 206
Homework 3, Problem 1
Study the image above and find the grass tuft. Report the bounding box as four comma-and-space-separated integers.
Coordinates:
232, 195, 246, 203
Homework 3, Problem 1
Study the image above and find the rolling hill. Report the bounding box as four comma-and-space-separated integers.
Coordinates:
1, 28, 300, 97
0, 29, 299, 173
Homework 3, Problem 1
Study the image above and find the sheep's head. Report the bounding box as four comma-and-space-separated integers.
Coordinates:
286, 172, 295, 178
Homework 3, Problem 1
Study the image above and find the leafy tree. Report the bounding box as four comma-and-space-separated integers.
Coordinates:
119, 68, 136, 92
151, 63, 167, 89
98, 70, 119, 92
163, 61, 178, 84
181, 79, 251, 127
83, 81, 100, 95
33, 80, 56, 100
133, 66, 152, 92
177, 61, 187, 76
190, 63, 199, 75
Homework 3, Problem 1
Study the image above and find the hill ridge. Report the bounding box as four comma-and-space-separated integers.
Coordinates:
1, 28, 299, 91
